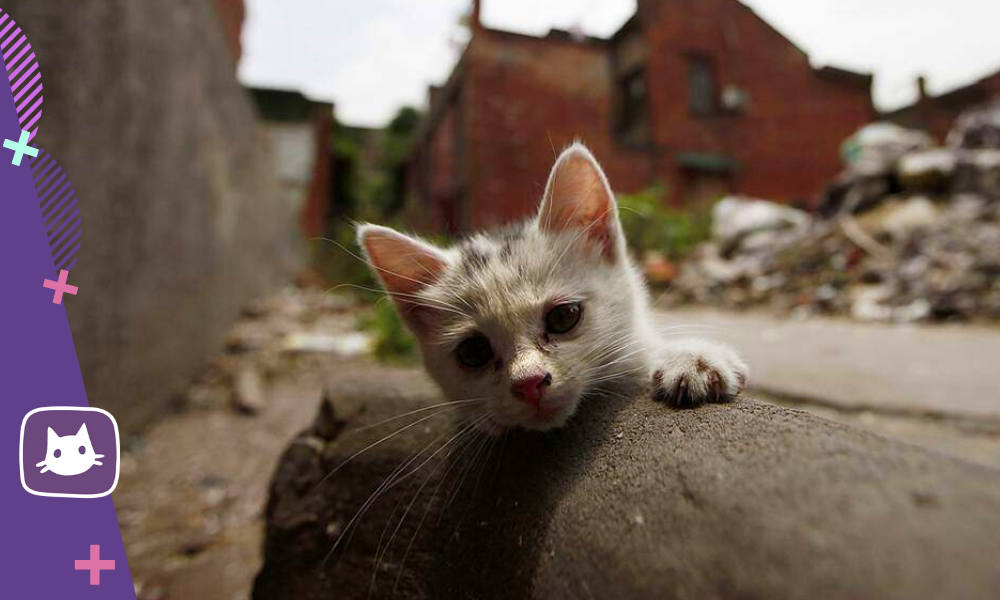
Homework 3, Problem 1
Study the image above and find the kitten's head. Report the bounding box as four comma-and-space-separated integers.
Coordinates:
359, 144, 647, 434
37, 423, 104, 476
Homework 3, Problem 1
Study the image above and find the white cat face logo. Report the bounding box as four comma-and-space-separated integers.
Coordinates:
35, 423, 104, 476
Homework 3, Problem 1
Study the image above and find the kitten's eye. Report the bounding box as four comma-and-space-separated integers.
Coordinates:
456, 335, 493, 368
545, 302, 583, 334
54, 449, 61, 458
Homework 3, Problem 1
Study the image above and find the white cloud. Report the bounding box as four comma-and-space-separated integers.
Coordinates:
240, 0, 1000, 127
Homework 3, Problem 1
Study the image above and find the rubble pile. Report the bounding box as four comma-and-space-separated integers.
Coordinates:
665, 103, 1000, 322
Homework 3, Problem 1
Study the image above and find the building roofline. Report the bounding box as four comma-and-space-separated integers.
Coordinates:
884, 67, 1000, 118
813, 65, 873, 88
246, 85, 334, 106
481, 25, 608, 46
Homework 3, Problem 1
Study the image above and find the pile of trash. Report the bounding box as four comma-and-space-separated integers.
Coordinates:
664, 102, 1000, 323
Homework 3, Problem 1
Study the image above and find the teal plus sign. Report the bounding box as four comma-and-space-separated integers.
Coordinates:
3, 130, 38, 166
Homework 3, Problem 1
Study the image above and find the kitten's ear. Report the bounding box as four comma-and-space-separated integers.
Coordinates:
357, 224, 451, 332
76, 423, 90, 441
538, 143, 624, 260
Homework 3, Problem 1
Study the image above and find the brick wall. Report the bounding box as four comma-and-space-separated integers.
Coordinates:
638, 0, 874, 207
462, 30, 654, 229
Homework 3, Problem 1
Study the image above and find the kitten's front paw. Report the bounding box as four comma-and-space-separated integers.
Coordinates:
651, 339, 748, 408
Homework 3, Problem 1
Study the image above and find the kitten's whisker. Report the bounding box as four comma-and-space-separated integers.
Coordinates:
577, 336, 647, 367
369, 416, 483, 592
440, 428, 492, 519
454, 433, 499, 530
325, 282, 470, 318
378, 424, 482, 593
315, 236, 459, 304
578, 334, 643, 359
350, 398, 487, 434
313, 409, 456, 494
580, 347, 649, 377
369, 428, 474, 597
323, 414, 489, 566
332, 419, 466, 570
391, 423, 484, 591
399, 250, 475, 311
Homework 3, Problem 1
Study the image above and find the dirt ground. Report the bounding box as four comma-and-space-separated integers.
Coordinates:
112, 288, 1000, 600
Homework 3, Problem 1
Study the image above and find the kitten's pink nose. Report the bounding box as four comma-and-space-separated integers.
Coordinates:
511, 372, 552, 408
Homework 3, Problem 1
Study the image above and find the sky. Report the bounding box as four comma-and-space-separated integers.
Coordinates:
239, 0, 1000, 128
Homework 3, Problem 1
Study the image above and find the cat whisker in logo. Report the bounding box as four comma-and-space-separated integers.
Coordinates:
35, 423, 105, 476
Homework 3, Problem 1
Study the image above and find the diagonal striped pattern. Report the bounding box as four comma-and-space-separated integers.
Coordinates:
29, 149, 81, 272
0, 8, 42, 141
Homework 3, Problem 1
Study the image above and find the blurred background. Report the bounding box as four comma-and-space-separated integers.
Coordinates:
8, 0, 999, 598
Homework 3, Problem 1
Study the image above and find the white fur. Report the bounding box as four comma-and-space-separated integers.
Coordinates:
359, 143, 748, 434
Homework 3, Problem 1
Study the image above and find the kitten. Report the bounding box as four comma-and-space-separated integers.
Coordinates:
359, 143, 747, 434
36, 423, 105, 476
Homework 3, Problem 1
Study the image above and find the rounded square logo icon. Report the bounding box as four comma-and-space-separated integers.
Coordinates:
19, 407, 120, 498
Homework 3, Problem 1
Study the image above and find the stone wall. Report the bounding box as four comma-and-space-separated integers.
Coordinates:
6, 0, 299, 432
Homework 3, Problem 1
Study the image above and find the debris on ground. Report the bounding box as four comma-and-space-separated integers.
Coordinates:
280, 331, 373, 356
665, 102, 1000, 323
181, 287, 371, 415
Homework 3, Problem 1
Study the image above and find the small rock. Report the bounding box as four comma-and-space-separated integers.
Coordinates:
232, 368, 266, 415
312, 392, 346, 442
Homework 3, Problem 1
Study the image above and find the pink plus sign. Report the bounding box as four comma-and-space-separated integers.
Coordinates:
75, 545, 115, 585
42, 269, 78, 304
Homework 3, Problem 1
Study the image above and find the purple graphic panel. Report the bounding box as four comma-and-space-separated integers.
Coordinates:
0, 6, 135, 598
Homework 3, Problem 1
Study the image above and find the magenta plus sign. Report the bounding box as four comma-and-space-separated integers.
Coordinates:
42, 269, 78, 304
75, 545, 115, 585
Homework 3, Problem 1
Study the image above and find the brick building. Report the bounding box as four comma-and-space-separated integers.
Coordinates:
408, 0, 875, 232
886, 71, 1000, 143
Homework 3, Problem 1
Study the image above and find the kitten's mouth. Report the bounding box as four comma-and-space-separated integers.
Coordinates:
520, 396, 578, 430
484, 391, 581, 433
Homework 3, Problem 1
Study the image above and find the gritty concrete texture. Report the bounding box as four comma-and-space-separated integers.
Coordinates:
253, 385, 1000, 599
5, 0, 299, 432
656, 308, 1000, 423
765, 394, 1000, 471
